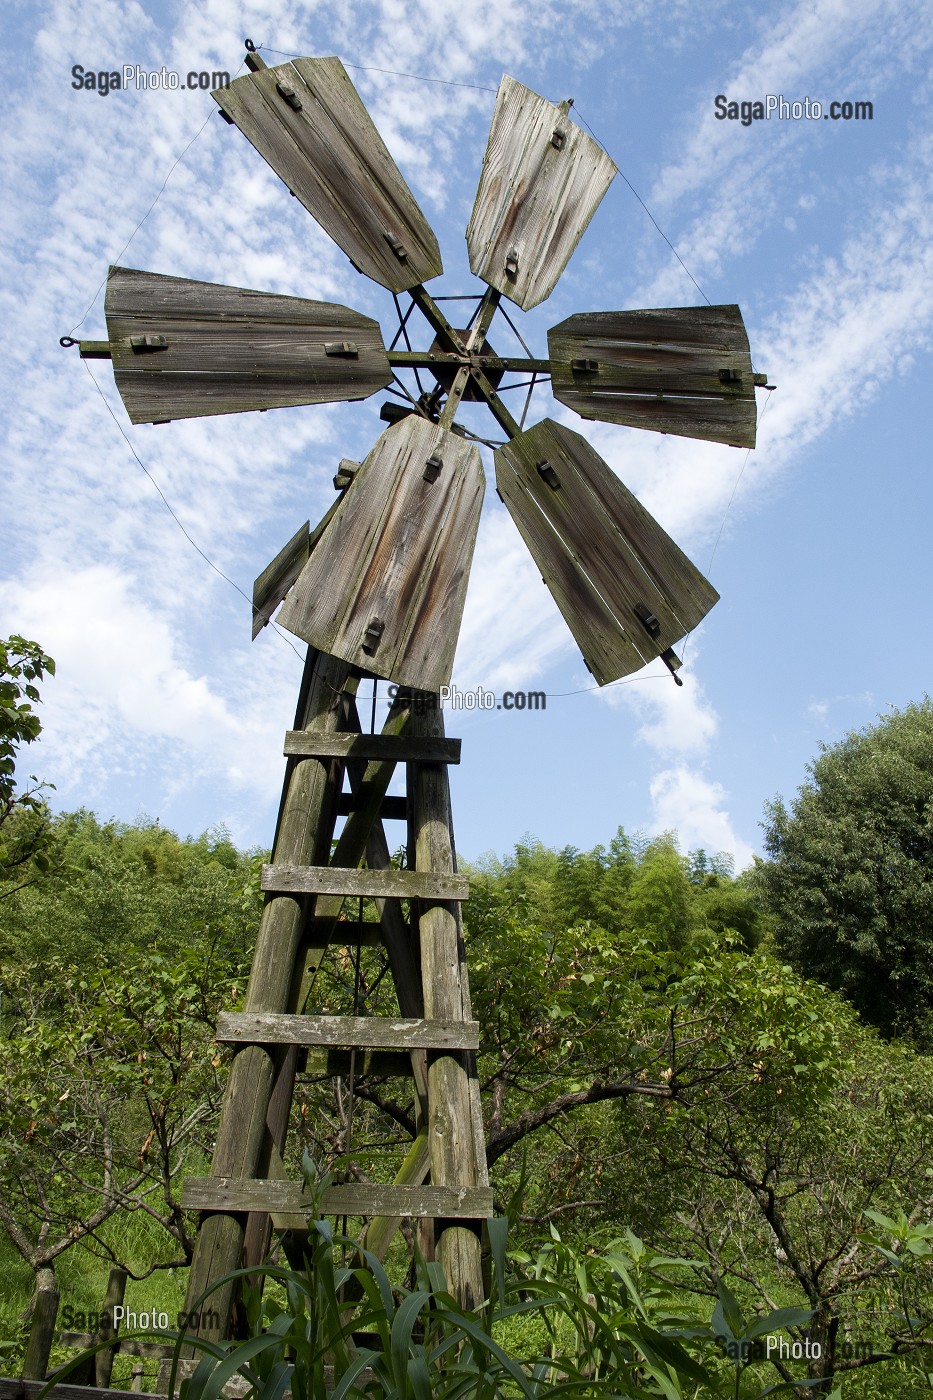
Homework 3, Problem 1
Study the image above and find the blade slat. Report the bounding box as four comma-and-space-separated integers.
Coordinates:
495, 419, 719, 685
105, 267, 391, 423
548, 305, 758, 447
214, 58, 442, 293
467, 75, 616, 311
276, 417, 484, 691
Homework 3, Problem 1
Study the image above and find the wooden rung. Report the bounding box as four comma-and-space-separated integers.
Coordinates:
308, 919, 383, 946
181, 1177, 494, 1219
3, 1384, 152, 1400
262, 862, 468, 901
217, 1011, 479, 1050
302, 1047, 413, 1077
337, 792, 407, 820
284, 731, 461, 763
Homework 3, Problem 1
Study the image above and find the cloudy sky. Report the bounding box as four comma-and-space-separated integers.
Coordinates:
2, 0, 931, 867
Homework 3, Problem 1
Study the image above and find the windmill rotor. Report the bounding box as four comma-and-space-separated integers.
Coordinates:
77, 42, 773, 692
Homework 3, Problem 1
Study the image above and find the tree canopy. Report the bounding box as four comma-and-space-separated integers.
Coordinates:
758, 699, 933, 1047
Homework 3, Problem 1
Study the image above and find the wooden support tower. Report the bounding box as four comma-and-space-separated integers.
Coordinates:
178, 647, 489, 1339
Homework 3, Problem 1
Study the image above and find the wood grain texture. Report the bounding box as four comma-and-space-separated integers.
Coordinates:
409, 702, 487, 1310
180, 652, 352, 1342
214, 58, 442, 292
216, 1011, 479, 1050
467, 75, 616, 310
105, 267, 390, 424
276, 416, 484, 691
548, 305, 758, 448
1, 1383, 148, 1400
261, 861, 469, 901
495, 418, 719, 685
283, 731, 460, 763
180, 1178, 493, 1218
252, 521, 310, 639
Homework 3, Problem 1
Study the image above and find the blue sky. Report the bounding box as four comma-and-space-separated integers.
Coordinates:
2, 0, 931, 868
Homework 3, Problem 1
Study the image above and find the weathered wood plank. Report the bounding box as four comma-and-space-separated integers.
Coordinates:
181, 1178, 493, 1218
548, 305, 758, 448
252, 521, 310, 639
105, 267, 391, 424
214, 58, 442, 292
216, 1011, 479, 1050
284, 731, 460, 763
180, 652, 353, 1344
261, 861, 468, 900
2, 1383, 152, 1400
336, 792, 407, 820
276, 416, 484, 692
467, 76, 616, 310
410, 702, 488, 1311
495, 418, 719, 685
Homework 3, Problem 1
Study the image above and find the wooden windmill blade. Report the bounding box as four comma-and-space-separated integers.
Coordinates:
104, 266, 392, 423
466, 75, 617, 311
276, 415, 484, 691
213, 58, 443, 293
495, 418, 719, 685
548, 305, 761, 448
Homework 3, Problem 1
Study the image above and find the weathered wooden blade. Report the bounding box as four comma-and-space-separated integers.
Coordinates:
548, 305, 758, 448
104, 266, 392, 424
495, 418, 719, 685
213, 58, 443, 293
276, 417, 484, 690
466, 75, 616, 311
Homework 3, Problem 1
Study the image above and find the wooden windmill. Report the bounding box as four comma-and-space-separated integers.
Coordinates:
78, 44, 769, 1342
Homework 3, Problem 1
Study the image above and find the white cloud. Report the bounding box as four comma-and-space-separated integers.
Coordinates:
649, 766, 755, 867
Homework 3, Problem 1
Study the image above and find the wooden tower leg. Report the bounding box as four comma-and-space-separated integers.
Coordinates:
410, 699, 486, 1310
179, 670, 491, 1351
181, 647, 352, 1342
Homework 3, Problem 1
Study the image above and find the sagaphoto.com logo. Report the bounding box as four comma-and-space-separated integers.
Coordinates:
714, 93, 873, 126
71, 64, 230, 96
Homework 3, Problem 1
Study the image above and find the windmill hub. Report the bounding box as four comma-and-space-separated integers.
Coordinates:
426, 330, 504, 401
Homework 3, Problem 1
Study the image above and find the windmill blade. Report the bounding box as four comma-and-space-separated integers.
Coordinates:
466, 75, 616, 311
276, 416, 484, 690
104, 266, 392, 424
548, 305, 760, 448
213, 58, 442, 293
495, 418, 718, 685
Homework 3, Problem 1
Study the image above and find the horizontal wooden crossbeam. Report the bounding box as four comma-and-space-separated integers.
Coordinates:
336, 791, 406, 820
181, 1177, 494, 1218
216, 1011, 479, 1050
262, 862, 468, 900
284, 731, 460, 763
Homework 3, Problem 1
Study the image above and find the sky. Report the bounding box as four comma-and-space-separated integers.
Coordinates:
1, 0, 931, 870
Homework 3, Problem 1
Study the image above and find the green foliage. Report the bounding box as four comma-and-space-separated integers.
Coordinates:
0, 635, 56, 892
0, 811, 255, 1295
758, 699, 933, 1047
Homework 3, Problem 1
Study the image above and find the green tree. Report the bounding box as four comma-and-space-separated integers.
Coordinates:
0, 814, 255, 1310
757, 699, 933, 1047
0, 636, 56, 895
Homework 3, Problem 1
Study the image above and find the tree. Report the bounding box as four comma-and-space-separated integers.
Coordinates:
757, 699, 933, 1047
0, 636, 56, 896
0, 813, 255, 1307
